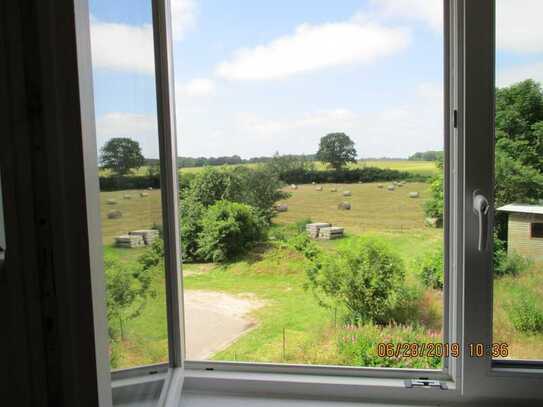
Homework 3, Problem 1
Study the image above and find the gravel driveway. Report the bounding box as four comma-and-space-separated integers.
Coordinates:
183, 290, 263, 360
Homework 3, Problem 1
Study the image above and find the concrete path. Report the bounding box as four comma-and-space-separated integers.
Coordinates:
184, 290, 263, 360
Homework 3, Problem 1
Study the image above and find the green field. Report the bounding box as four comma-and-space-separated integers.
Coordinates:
101, 178, 543, 368
100, 159, 438, 178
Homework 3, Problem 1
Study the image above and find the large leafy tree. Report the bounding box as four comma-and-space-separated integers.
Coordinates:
424, 79, 543, 239
316, 132, 357, 170
100, 137, 145, 175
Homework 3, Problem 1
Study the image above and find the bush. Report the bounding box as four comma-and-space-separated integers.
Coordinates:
507, 290, 543, 333
417, 246, 444, 289
337, 323, 441, 368
306, 237, 406, 325
196, 200, 266, 262
493, 237, 531, 277
180, 196, 205, 262
288, 233, 320, 261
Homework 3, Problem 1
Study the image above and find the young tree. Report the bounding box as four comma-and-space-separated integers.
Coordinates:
100, 137, 145, 175
316, 133, 357, 170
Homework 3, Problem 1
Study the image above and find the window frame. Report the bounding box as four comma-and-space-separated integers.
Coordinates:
460, 0, 543, 402
530, 222, 543, 239
76, 0, 543, 404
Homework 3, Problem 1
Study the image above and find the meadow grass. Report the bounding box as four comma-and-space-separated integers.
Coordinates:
99, 178, 543, 368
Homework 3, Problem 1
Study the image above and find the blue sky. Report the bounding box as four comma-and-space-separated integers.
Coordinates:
90, 0, 543, 159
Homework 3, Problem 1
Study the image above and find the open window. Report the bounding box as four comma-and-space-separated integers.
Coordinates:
72, 0, 543, 405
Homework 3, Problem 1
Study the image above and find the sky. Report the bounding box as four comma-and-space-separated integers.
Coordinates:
90, 0, 543, 160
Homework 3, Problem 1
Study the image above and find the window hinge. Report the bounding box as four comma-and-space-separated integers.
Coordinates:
453, 109, 458, 128
404, 379, 448, 390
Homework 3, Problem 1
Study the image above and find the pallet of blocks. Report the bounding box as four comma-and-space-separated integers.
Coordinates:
115, 234, 145, 248
306, 222, 331, 239
319, 227, 344, 240
129, 229, 159, 245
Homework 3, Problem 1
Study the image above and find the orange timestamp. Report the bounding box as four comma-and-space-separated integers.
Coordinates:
376, 342, 509, 358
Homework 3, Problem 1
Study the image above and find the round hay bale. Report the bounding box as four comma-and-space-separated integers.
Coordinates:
106, 199, 117, 205
377, 184, 384, 189
387, 185, 395, 191
140, 192, 149, 197
330, 187, 337, 192
338, 202, 351, 210
312, 181, 316, 185
123, 194, 132, 200
147, 187, 153, 190
291, 184, 298, 190
343, 191, 352, 197
276, 204, 288, 212
107, 210, 122, 219
409, 192, 420, 198
315, 186, 323, 191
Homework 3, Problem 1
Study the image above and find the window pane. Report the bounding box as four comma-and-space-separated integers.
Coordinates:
89, 0, 170, 371
493, 0, 543, 361
173, 1, 446, 368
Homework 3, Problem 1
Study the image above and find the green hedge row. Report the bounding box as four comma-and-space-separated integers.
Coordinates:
99, 175, 160, 191
99, 167, 427, 191
278, 167, 427, 184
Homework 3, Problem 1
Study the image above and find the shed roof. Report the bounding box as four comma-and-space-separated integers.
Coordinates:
497, 204, 543, 215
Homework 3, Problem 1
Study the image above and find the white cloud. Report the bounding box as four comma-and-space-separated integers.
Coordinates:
90, 20, 155, 74
96, 113, 159, 158
497, 62, 543, 87
178, 78, 216, 97
216, 18, 410, 80
369, 0, 442, 32
497, 0, 543, 53
90, 1, 196, 74
171, 0, 197, 41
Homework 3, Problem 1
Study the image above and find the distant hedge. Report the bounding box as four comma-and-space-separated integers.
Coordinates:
99, 174, 160, 191
99, 166, 427, 191
278, 167, 427, 184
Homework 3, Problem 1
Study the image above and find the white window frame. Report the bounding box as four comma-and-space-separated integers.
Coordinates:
74, 0, 543, 404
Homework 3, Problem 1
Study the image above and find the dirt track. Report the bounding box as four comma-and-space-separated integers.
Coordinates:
184, 290, 263, 360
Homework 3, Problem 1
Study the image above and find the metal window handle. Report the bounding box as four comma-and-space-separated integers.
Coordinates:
473, 191, 490, 252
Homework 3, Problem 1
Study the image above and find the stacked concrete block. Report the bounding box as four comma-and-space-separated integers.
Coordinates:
319, 227, 344, 240
306, 222, 331, 239
115, 234, 145, 248
129, 229, 159, 245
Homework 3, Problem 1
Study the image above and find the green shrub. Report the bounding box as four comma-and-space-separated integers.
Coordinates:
493, 238, 530, 277
417, 246, 444, 289
337, 323, 441, 368
306, 237, 406, 325
507, 290, 543, 333
196, 200, 266, 262
288, 233, 320, 261
104, 253, 156, 340
180, 196, 205, 262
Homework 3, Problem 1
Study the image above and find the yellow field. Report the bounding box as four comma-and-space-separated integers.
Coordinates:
100, 189, 163, 245
99, 160, 439, 178
275, 182, 434, 234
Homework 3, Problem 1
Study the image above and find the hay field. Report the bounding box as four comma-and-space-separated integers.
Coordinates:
99, 189, 163, 245
275, 182, 433, 235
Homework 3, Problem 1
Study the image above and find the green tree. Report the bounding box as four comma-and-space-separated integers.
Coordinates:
100, 137, 145, 175
104, 253, 156, 340
316, 133, 357, 170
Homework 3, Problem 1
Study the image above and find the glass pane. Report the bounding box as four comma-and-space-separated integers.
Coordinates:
172, 1, 446, 369
89, 0, 170, 374
493, 0, 543, 361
